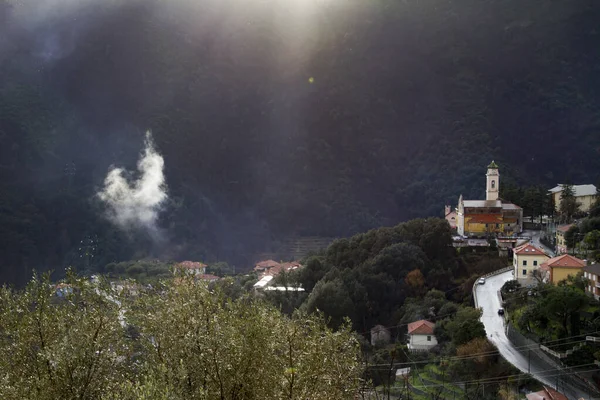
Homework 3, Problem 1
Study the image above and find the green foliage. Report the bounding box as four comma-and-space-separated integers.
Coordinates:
542, 285, 588, 338
0, 272, 131, 399
564, 345, 596, 368
559, 184, 580, 223
444, 307, 486, 346
126, 277, 361, 399
0, 273, 362, 399
303, 278, 356, 329
501, 280, 521, 296
292, 218, 464, 330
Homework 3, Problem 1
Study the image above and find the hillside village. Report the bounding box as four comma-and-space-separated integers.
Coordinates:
136, 162, 600, 399
18, 161, 600, 400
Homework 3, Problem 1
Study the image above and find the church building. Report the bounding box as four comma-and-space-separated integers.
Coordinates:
456, 161, 523, 237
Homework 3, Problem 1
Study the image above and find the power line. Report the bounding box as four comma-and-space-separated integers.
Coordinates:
408, 365, 600, 389
366, 330, 600, 367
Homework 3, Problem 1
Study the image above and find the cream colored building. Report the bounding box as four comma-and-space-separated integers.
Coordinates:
407, 320, 437, 352
513, 243, 550, 283
583, 263, 600, 300
555, 224, 573, 254
549, 184, 597, 213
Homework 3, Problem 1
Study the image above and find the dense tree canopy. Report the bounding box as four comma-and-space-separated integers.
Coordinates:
289, 217, 501, 331
1, 0, 600, 283
0, 273, 362, 399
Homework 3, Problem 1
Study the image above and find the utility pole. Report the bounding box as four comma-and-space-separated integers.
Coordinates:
528, 349, 531, 373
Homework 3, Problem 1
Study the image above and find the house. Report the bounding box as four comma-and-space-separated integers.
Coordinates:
174, 261, 207, 276
281, 261, 302, 272
549, 184, 597, 213
513, 243, 550, 284
540, 254, 586, 284
254, 260, 302, 278
198, 274, 220, 283
525, 386, 568, 400
457, 161, 523, 237
55, 283, 74, 297
556, 224, 574, 254
371, 325, 391, 346
583, 263, 600, 300
407, 320, 437, 351
253, 260, 281, 276
444, 205, 457, 229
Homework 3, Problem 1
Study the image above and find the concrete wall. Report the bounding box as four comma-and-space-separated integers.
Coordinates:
551, 266, 583, 283
409, 334, 437, 349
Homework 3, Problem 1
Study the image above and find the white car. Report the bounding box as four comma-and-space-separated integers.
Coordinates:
478, 278, 486, 285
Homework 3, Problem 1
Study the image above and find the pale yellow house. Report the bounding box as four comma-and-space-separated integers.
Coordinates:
549, 184, 597, 213
513, 243, 550, 283
555, 224, 573, 255
540, 254, 586, 284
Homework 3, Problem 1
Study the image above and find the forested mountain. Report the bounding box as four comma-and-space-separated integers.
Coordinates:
1, 0, 600, 284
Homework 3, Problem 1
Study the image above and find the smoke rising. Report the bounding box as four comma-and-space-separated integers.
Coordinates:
97, 131, 167, 234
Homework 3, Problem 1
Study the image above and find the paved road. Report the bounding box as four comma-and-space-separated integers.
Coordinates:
522, 229, 556, 257
475, 271, 593, 400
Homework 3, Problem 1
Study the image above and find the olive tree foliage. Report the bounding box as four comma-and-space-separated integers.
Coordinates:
0, 272, 130, 400
108, 276, 362, 400
1, 274, 362, 400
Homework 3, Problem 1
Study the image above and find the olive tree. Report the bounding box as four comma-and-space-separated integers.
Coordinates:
0, 272, 131, 400
109, 276, 362, 400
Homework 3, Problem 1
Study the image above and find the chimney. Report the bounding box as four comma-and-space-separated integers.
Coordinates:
445, 205, 451, 216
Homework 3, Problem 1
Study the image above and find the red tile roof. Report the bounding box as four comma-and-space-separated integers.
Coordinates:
407, 320, 435, 335
556, 224, 574, 233
254, 260, 281, 271
526, 386, 568, 400
514, 243, 548, 256
542, 254, 586, 269
176, 261, 207, 269
281, 261, 302, 270
265, 264, 283, 276
259, 261, 303, 277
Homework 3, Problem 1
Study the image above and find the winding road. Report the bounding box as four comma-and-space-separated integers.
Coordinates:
475, 270, 595, 400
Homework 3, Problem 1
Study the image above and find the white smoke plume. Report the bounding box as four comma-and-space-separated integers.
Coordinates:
98, 131, 167, 233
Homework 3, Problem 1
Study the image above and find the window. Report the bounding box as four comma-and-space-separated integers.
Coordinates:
523, 260, 527, 266
427, 336, 431, 342
496, 224, 499, 228
491, 180, 496, 189
523, 269, 527, 276
533, 260, 538, 266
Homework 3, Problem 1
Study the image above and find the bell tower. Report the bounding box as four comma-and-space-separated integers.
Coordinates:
486, 161, 499, 201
